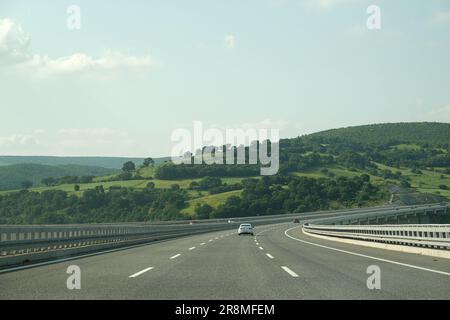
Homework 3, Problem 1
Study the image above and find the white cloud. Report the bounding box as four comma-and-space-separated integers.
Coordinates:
0, 18, 158, 77
432, 11, 450, 25
20, 52, 157, 77
0, 134, 38, 147
0, 18, 30, 64
224, 35, 236, 49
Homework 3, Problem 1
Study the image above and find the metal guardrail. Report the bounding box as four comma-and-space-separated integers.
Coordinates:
312, 204, 448, 225
303, 223, 450, 250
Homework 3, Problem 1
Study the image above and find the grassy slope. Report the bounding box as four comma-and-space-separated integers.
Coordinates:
181, 190, 243, 216
292, 162, 449, 198
0, 163, 118, 190
374, 163, 450, 198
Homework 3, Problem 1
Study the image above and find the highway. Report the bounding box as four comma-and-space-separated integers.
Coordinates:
0, 222, 449, 299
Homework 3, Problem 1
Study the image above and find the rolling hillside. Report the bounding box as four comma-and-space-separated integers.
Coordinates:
0, 164, 118, 190
0, 122, 448, 223
303, 122, 450, 146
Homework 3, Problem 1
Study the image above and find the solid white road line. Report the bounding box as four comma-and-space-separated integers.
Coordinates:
259, 246, 264, 250
281, 266, 299, 277
285, 226, 450, 277
170, 254, 181, 259
189, 247, 196, 250
266, 253, 274, 259
129, 267, 153, 278
200, 242, 206, 245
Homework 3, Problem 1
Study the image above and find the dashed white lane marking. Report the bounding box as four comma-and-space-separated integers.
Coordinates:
256, 242, 260, 245
285, 226, 450, 277
129, 267, 153, 278
189, 247, 196, 250
208, 239, 213, 242
266, 253, 274, 259
215, 237, 219, 240
259, 246, 264, 250
200, 242, 206, 245
170, 254, 181, 259
281, 266, 299, 277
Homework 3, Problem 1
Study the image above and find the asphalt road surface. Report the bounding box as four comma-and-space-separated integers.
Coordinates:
1, 222, 449, 299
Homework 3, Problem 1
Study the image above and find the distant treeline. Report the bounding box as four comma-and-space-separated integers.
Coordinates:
42, 175, 95, 186
155, 163, 260, 180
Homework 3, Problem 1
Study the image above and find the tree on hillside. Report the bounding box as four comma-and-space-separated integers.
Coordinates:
195, 203, 213, 219
122, 161, 136, 172
143, 157, 155, 167
42, 177, 57, 186
21, 180, 33, 189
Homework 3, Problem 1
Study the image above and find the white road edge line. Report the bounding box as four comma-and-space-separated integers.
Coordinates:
129, 267, 153, 278
189, 247, 196, 250
266, 253, 274, 259
284, 226, 450, 276
170, 254, 181, 259
281, 266, 299, 277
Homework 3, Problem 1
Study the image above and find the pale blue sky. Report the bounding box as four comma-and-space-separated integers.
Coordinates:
0, 0, 449, 157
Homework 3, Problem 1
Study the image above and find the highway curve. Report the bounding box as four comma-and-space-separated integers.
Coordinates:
0, 222, 449, 299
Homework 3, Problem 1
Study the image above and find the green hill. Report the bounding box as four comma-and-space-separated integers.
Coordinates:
0, 164, 118, 190
303, 122, 450, 146
0, 122, 448, 224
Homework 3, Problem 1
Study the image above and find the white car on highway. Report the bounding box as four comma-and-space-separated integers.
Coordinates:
238, 223, 254, 236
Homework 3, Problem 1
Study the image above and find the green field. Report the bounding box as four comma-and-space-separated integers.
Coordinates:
374, 163, 450, 198
182, 189, 243, 216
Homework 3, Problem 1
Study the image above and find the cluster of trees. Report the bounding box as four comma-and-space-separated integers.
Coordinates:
41, 175, 94, 186
106, 160, 150, 182
155, 163, 260, 180
188, 177, 242, 194
0, 186, 188, 224
195, 175, 387, 219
